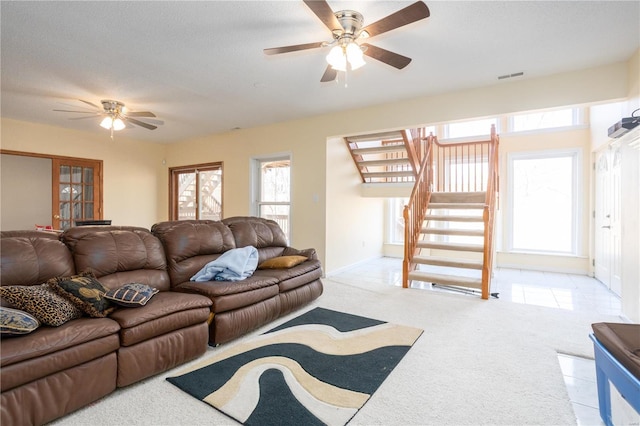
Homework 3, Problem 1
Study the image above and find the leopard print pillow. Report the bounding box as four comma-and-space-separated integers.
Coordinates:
0, 284, 83, 326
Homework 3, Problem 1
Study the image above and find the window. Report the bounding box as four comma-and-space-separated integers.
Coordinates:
509, 108, 582, 132
253, 156, 291, 241
507, 150, 580, 254
387, 198, 408, 244
169, 163, 222, 220
445, 118, 497, 139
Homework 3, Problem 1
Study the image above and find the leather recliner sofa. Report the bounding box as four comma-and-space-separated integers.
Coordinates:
0, 217, 323, 426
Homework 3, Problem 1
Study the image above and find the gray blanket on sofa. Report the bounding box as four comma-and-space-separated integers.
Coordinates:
190, 246, 259, 282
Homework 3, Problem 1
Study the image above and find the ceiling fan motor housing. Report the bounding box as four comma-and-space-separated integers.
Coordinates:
333, 10, 364, 39
101, 100, 124, 113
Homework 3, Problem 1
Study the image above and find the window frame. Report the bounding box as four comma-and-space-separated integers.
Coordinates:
168, 162, 223, 221
507, 107, 585, 134
251, 153, 292, 242
506, 148, 582, 255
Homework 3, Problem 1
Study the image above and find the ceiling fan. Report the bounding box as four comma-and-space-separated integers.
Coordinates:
54, 99, 163, 137
264, 0, 430, 83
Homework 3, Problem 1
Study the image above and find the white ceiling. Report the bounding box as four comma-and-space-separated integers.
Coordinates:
1, 1, 639, 143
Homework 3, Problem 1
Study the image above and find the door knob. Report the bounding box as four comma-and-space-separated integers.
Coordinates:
53, 214, 60, 219
601, 225, 611, 229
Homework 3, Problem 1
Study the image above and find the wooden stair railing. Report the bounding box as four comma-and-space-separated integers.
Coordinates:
480, 125, 500, 299
402, 131, 435, 288
402, 126, 499, 299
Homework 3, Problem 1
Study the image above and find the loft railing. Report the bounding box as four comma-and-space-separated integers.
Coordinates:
432, 137, 491, 193
402, 130, 435, 288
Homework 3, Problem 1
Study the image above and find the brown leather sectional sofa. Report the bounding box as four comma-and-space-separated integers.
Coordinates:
0, 217, 323, 426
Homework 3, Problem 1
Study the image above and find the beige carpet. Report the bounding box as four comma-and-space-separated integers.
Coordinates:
50, 276, 621, 425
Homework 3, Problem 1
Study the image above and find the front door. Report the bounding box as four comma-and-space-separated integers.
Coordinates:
52, 158, 103, 230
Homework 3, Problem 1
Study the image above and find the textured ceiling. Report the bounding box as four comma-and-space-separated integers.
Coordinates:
1, 1, 639, 143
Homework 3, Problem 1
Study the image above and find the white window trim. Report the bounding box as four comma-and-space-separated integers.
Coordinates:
250, 152, 292, 241
506, 148, 582, 255
506, 107, 586, 135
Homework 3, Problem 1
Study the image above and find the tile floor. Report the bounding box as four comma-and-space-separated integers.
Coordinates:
329, 257, 624, 426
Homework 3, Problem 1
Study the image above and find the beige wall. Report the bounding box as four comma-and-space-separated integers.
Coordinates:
0, 154, 52, 229
163, 61, 631, 272
0, 59, 634, 274
0, 119, 166, 228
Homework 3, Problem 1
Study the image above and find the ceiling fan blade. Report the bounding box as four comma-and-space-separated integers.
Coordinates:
361, 1, 430, 38
125, 117, 157, 130
362, 44, 412, 69
78, 99, 101, 109
67, 115, 103, 121
264, 41, 325, 55
320, 65, 338, 82
125, 111, 156, 118
303, 0, 342, 32
53, 109, 100, 114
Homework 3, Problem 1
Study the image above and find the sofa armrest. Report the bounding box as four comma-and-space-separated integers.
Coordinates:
282, 247, 317, 260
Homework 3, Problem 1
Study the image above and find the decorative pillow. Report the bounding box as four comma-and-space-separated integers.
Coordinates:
0, 284, 83, 326
258, 255, 308, 270
47, 272, 115, 318
104, 283, 159, 307
0, 307, 40, 337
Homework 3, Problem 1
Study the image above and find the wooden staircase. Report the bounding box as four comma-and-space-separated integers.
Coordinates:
345, 126, 499, 299
409, 191, 487, 293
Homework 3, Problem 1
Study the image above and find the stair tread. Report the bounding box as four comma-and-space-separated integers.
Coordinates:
421, 228, 484, 236
413, 255, 483, 269
430, 192, 486, 203
351, 144, 405, 155
429, 202, 485, 209
357, 158, 410, 167
425, 214, 483, 222
407, 271, 482, 289
362, 171, 414, 178
417, 241, 484, 252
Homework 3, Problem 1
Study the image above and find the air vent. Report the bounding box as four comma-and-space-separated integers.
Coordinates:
498, 72, 524, 80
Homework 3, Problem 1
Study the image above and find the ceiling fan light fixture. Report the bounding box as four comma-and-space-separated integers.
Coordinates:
99, 115, 125, 131
112, 117, 126, 131
346, 42, 366, 70
99, 116, 114, 130
326, 42, 366, 71
326, 45, 347, 71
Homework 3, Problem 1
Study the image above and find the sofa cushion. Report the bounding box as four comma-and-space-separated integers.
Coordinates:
47, 272, 115, 318
0, 307, 40, 336
108, 292, 212, 346
258, 255, 307, 269
175, 275, 279, 313
222, 217, 289, 264
151, 220, 236, 287
1, 234, 76, 287
104, 283, 159, 307
0, 317, 120, 391
0, 284, 83, 326
254, 259, 323, 292
61, 226, 171, 291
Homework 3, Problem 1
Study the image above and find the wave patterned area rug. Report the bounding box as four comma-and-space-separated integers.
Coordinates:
167, 307, 423, 426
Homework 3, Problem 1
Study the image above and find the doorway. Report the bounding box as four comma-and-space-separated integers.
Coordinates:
594, 146, 622, 296
0, 150, 103, 231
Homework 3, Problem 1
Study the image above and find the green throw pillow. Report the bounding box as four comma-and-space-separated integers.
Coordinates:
47, 272, 115, 318
104, 283, 159, 307
0, 307, 40, 336
0, 284, 83, 326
